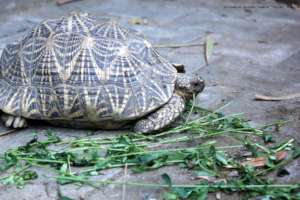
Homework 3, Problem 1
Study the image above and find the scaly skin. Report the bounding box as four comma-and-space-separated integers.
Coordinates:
134, 93, 185, 133
134, 73, 205, 133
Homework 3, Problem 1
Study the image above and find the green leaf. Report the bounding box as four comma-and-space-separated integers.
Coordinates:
173, 187, 193, 198
266, 158, 275, 168
196, 188, 208, 200
263, 135, 274, 143
161, 173, 172, 188
195, 170, 215, 177
215, 151, 228, 166
293, 147, 300, 159
137, 153, 165, 164
0, 153, 17, 172
89, 171, 98, 176
57, 174, 89, 185
59, 195, 76, 200
59, 163, 68, 175
22, 170, 38, 181
95, 160, 109, 170
295, 192, 300, 199
163, 192, 178, 200
1, 175, 15, 185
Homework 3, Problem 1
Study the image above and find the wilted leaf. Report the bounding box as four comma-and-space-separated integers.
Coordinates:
204, 35, 214, 65
242, 151, 288, 167
128, 17, 148, 25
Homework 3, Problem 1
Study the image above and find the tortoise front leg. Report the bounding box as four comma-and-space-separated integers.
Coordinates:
134, 93, 185, 133
1, 113, 27, 128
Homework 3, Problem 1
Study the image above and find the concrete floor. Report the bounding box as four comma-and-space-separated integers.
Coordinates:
0, 0, 299, 199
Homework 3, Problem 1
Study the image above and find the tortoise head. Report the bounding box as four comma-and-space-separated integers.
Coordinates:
175, 73, 205, 100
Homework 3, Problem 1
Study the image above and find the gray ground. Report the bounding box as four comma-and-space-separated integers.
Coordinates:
0, 0, 299, 199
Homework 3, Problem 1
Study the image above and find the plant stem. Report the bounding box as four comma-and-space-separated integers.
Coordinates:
275, 139, 294, 152
109, 144, 243, 159
152, 42, 207, 48
54, 175, 299, 189
18, 157, 65, 164
185, 94, 196, 124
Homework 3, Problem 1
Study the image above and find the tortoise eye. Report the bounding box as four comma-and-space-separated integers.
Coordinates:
192, 82, 200, 87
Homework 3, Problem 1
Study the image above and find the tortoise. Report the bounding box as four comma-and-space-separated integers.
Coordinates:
0, 12, 205, 133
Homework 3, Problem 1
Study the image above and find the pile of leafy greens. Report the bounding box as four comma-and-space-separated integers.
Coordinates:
0, 104, 299, 200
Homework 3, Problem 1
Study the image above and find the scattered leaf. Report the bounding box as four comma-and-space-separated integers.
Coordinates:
196, 188, 208, 200
128, 17, 148, 25
254, 93, 300, 101
216, 151, 229, 166
163, 192, 177, 200
263, 134, 274, 143
204, 35, 214, 65
173, 187, 193, 199
161, 173, 172, 188
242, 151, 288, 167
292, 147, 300, 159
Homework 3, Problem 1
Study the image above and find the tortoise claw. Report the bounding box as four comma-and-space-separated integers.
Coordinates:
1, 114, 27, 128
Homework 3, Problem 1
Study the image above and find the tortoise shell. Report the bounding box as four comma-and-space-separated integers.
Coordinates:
0, 12, 177, 125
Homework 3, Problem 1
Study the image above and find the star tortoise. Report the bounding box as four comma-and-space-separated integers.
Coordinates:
0, 12, 205, 133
